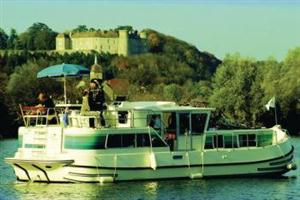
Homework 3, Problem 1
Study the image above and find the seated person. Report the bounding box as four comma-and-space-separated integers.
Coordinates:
35, 92, 55, 114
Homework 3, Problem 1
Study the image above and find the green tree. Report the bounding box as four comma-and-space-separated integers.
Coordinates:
0, 28, 8, 49
73, 25, 88, 32
19, 23, 57, 50
7, 59, 62, 104
7, 28, 19, 49
209, 54, 261, 127
163, 84, 183, 102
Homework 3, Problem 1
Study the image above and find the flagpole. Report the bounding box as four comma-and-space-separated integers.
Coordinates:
274, 102, 278, 125
64, 75, 67, 104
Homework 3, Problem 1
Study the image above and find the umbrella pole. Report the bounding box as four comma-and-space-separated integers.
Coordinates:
64, 76, 67, 104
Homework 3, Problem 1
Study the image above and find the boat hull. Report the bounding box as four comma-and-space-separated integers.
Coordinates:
6, 142, 296, 183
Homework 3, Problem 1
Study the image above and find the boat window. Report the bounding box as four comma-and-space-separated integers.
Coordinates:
204, 135, 214, 149
179, 113, 190, 135
213, 135, 224, 148
248, 134, 257, 147
106, 134, 122, 148
150, 133, 167, 147
191, 113, 207, 135
257, 132, 273, 147
118, 111, 128, 124
136, 134, 150, 147
122, 134, 135, 148
224, 135, 238, 148
238, 135, 248, 147
164, 112, 176, 133
148, 114, 162, 134
239, 134, 257, 147
107, 134, 150, 148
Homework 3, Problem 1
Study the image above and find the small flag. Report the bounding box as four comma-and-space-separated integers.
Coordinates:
63, 112, 69, 127
265, 97, 275, 111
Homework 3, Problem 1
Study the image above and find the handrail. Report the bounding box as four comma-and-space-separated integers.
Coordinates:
19, 104, 59, 127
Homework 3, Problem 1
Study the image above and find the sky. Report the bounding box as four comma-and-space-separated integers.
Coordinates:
0, 0, 300, 60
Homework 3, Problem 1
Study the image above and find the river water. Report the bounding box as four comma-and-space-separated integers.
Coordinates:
0, 137, 299, 200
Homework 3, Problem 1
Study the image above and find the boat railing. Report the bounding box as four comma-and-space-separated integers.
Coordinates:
62, 109, 169, 130
19, 104, 59, 127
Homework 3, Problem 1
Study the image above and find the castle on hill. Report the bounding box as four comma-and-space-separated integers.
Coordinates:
56, 29, 148, 56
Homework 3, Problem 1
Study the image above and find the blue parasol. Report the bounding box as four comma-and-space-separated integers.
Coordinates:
37, 63, 90, 103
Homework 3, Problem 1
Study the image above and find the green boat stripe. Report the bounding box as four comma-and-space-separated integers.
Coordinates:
269, 155, 293, 166
68, 172, 116, 177
257, 166, 288, 171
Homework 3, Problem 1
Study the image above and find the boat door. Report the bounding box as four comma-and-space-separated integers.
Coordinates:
175, 112, 209, 151
176, 112, 192, 151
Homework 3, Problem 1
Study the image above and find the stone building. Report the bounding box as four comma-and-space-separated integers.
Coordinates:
56, 29, 148, 56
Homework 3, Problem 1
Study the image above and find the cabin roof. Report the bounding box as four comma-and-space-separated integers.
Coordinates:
116, 101, 215, 112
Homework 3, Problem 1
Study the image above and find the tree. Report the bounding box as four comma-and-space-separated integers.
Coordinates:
0, 28, 8, 49
163, 84, 183, 102
19, 22, 57, 50
7, 28, 19, 49
209, 54, 262, 127
73, 25, 88, 32
6, 59, 62, 104
147, 32, 164, 53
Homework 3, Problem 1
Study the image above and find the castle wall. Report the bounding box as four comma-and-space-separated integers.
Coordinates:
56, 37, 71, 50
55, 30, 147, 56
71, 37, 119, 54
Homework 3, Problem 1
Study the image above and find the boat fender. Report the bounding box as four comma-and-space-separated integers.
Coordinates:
286, 163, 297, 170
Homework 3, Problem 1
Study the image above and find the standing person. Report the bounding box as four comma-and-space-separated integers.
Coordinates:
80, 89, 90, 115
88, 79, 106, 126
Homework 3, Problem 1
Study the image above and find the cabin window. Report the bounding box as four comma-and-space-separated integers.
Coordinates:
118, 111, 128, 124
164, 112, 176, 132
150, 133, 167, 147
191, 113, 207, 135
238, 134, 257, 147
213, 135, 224, 148
136, 134, 151, 147
148, 114, 162, 130
107, 134, 151, 148
106, 134, 136, 148
106, 134, 122, 148
122, 134, 135, 147
257, 132, 273, 147
179, 113, 190, 135
224, 135, 238, 148
238, 135, 248, 147
204, 135, 214, 149
248, 134, 257, 147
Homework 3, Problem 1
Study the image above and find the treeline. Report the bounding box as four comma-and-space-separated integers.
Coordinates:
0, 23, 299, 138
0, 23, 135, 51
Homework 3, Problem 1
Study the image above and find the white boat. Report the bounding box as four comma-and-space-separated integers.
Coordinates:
5, 101, 297, 183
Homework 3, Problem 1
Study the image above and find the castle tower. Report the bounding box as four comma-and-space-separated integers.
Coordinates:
118, 30, 129, 56
90, 55, 103, 80
56, 33, 70, 50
